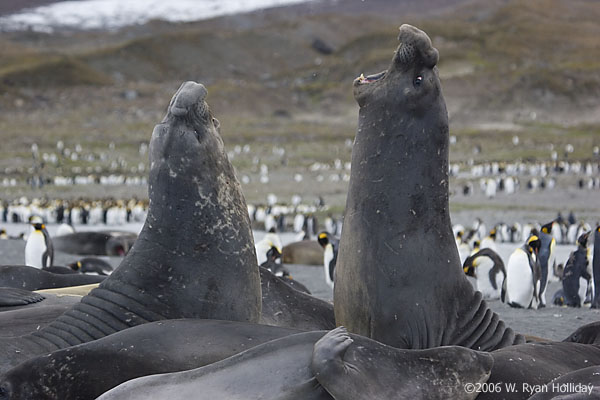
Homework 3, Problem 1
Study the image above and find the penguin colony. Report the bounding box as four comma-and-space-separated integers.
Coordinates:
455, 217, 599, 310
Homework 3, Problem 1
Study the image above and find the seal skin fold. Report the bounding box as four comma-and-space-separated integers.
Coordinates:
334, 24, 524, 351
0, 81, 262, 373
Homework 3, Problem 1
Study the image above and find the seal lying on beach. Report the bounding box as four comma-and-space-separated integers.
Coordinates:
0, 266, 105, 291
0, 320, 301, 400
53, 231, 137, 256
96, 328, 493, 400
0, 81, 262, 373
334, 23, 522, 350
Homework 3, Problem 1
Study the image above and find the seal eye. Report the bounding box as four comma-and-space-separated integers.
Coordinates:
414, 76, 423, 86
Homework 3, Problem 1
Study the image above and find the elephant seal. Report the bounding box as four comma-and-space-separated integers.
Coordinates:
259, 267, 335, 330
563, 321, 600, 344
528, 366, 598, 399
477, 342, 600, 400
0, 320, 300, 400
311, 327, 492, 400
334, 24, 522, 350
0, 288, 44, 307
0, 265, 105, 291
282, 240, 323, 265
0, 304, 74, 337
96, 329, 493, 400
0, 268, 331, 339
53, 231, 137, 256
0, 81, 261, 373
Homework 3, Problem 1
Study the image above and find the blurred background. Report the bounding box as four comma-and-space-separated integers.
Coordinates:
0, 0, 599, 226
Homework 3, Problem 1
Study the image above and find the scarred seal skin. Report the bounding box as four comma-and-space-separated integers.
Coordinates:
0, 81, 261, 373
334, 24, 523, 350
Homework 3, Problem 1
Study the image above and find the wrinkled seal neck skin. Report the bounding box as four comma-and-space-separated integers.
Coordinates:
334, 25, 522, 351
0, 82, 261, 373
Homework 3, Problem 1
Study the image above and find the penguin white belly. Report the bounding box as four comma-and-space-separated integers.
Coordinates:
578, 277, 588, 307
255, 241, 269, 265
293, 214, 304, 233
264, 215, 276, 232
458, 243, 470, 265
475, 257, 500, 300
480, 238, 497, 252
506, 250, 534, 308
323, 244, 334, 289
25, 232, 47, 269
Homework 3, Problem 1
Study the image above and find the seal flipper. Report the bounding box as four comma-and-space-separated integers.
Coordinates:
312, 327, 494, 400
0, 288, 45, 307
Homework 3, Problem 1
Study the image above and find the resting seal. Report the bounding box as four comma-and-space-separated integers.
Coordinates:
53, 231, 137, 256
97, 329, 493, 400
282, 240, 323, 265
0, 81, 261, 373
0, 266, 105, 291
0, 320, 300, 400
334, 24, 522, 350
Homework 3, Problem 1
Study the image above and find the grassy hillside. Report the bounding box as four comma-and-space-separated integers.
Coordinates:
0, 0, 598, 204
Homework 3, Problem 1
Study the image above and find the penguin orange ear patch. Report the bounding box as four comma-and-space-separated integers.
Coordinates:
318, 233, 327, 239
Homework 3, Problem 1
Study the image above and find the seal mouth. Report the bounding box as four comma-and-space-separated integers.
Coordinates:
354, 70, 387, 85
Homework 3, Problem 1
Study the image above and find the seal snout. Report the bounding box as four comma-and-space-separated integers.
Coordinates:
168, 81, 208, 117
395, 24, 439, 69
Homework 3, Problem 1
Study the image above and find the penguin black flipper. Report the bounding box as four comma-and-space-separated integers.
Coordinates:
41, 225, 54, 268
0, 287, 45, 307
469, 248, 506, 290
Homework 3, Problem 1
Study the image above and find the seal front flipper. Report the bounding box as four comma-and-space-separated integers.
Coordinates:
311, 326, 355, 379
312, 328, 493, 400
0, 288, 45, 307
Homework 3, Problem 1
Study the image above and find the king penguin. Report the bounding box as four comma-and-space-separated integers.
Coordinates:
561, 231, 592, 307
463, 247, 506, 300
24, 223, 54, 269
504, 235, 542, 309
317, 231, 338, 289
537, 221, 557, 307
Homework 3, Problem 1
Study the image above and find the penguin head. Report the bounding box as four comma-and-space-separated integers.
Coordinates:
266, 246, 282, 261
527, 235, 541, 254
317, 232, 329, 248
577, 231, 590, 248
541, 222, 553, 235
472, 240, 480, 251
32, 223, 45, 232
69, 260, 83, 271
489, 228, 496, 239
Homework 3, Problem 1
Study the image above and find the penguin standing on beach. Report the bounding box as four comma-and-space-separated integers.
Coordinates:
24, 223, 54, 269
463, 247, 506, 300
504, 235, 542, 309
318, 231, 338, 289
537, 221, 557, 307
560, 231, 592, 307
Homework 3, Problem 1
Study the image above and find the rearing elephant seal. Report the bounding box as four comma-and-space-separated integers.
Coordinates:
0, 81, 261, 373
334, 24, 523, 350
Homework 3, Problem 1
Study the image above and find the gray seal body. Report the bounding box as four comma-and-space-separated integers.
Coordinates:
0, 81, 261, 373
334, 24, 522, 350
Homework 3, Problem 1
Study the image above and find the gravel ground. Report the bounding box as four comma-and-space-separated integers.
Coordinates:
0, 223, 597, 341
